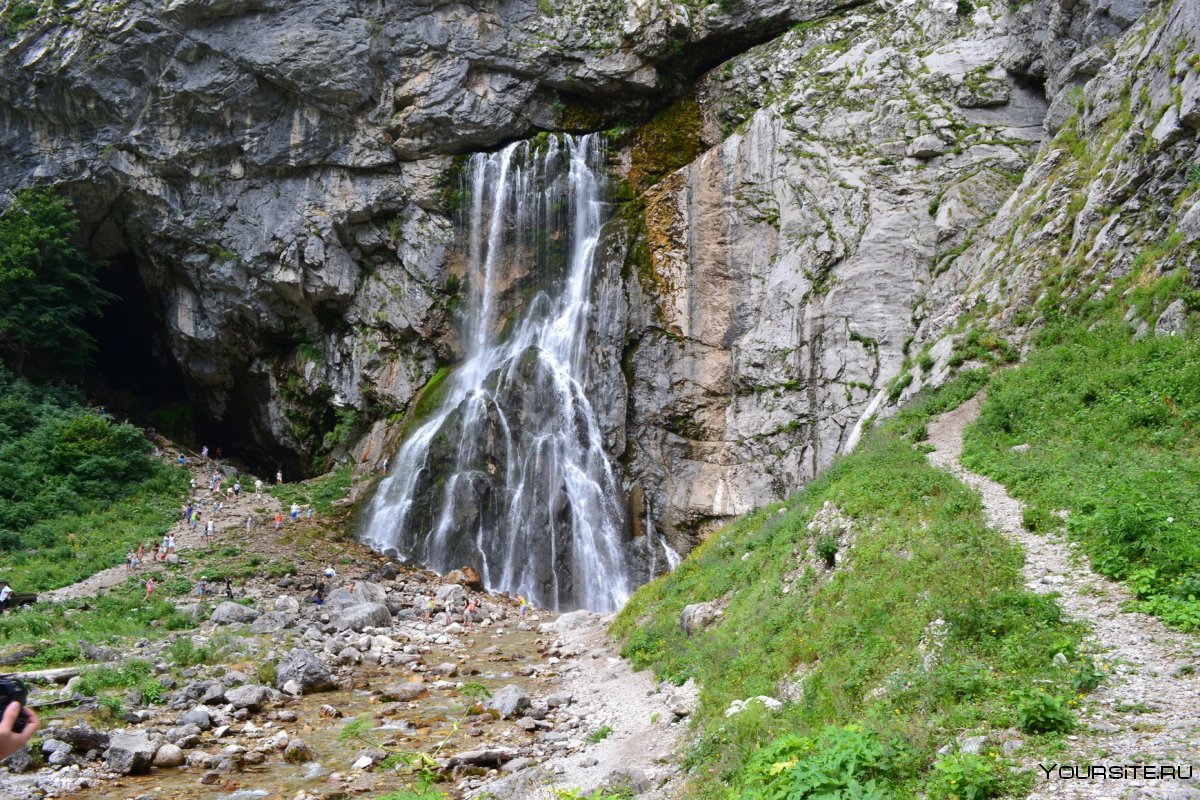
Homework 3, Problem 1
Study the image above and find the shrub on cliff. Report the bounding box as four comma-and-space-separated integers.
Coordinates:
0, 187, 112, 378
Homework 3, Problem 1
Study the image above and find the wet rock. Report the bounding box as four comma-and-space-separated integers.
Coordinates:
485, 685, 531, 719
210, 601, 261, 625
275, 648, 335, 694
332, 602, 392, 632
380, 683, 428, 702
153, 743, 186, 768
226, 684, 274, 711
106, 731, 155, 775
447, 747, 519, 768
199, 770, 222, 784
319, 704, 344, 718
283, 738, 315, 763
430, 662, 459, 677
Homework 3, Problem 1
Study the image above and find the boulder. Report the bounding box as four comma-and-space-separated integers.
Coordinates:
906, 134, 947, 159
53, 722, 110, 753
153, 743, 186, 768
445, 566, 484, 591
331, 602, 391, 632
250, 610, 297, 634
283, 738, 314, 763
485, 685, 530, 719
0, 746, 33, 773
226, 684, 273, 711
603, 766, 651, 795
550, 609, 595, 631
275, 648, 335, 694
435, 583, 465, 605
679, 602, 720, 635
380, 683, 428, 702
106, 732, 155, 775
349, 580, 388, 604
178, 706, 212, 730
273, 595, 300, 614
210, 602, 261, 625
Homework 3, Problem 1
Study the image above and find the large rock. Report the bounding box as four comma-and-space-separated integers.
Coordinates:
380, 683, 428, 702
331, 602, 392, 632
679, 602, 721, 635
210, 602, 261, 625
53, 722, 110, 753
484, 685, 530, 719
275, 648, 335, 694
153, 743, 186, 768
106, 732, 156, 775
178, 707, 212, 731
225, 684, 274, 711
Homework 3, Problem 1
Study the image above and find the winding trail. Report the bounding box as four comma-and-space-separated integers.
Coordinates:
45, 456, 283, 603
927, 396, 1200, 800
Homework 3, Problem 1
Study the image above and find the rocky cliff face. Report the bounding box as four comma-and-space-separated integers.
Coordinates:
3, 0, 1196, 555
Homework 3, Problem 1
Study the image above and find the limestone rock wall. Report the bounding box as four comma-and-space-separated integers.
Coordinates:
3, 0, 1195, 557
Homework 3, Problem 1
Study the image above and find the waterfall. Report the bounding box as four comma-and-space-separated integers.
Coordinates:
359, 133, 663, 612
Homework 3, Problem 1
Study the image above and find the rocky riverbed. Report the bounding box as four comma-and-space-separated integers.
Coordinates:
0, 560, 693, 800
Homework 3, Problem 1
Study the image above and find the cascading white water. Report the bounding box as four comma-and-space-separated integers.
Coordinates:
359, 133, 664, 612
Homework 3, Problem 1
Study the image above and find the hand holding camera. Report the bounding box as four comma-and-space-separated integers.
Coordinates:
0, 677, 40, 760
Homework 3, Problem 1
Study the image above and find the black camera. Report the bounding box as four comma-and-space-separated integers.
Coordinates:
0, 677, 29, 733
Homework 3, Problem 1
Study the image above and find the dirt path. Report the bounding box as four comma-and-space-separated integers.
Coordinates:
927, 396, 1200, 800
45, 457, 284, 603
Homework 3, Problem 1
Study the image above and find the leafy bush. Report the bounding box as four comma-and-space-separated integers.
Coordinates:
0, 188, 113, 377
0, 365, 187, 590
928, 752, 1002, 800
168, 636, 219, 667
1013, 689, 1074, 734
738, 725, 902, 800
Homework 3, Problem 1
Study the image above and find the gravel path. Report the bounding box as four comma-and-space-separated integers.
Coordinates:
472, 612, 693, 799
927, 396, 1200, 800
45, 458, 284, 603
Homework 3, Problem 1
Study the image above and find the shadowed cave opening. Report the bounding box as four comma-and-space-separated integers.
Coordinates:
81, 251, 289, 477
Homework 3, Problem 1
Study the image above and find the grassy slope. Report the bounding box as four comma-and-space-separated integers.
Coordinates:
962, 320, 1200, 631
613, 374, 1093, 799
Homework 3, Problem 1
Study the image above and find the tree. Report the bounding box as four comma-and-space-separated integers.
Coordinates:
0, 188, 113, 377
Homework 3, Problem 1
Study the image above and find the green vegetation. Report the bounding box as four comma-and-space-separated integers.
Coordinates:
270, 463, 354, 518
0, 366, 188, 589
613, 374, 1089, 799
0, 576, 196, 663
962, 320, 1200, 631
0, 188, 113, 378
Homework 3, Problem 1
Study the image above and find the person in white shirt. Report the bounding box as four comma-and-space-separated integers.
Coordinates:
0, 581, 12, 613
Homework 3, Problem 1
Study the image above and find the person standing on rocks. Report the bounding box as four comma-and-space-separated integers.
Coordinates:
244, 514, 254, 532
205, 518, 216, 538
274, 512, 284, 531
201, 445, 209, 460
423, 592, 436, 623
276, 468, 283, 485
144, 577, 156, 601
290, 503, 301, 522
233, 480, 241, 496
190, 509, 200, 530
0, 581, 11, 613
255, 478, 263, 498
224, 578, 234, 599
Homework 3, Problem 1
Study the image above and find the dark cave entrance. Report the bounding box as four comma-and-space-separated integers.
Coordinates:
83, 252, 197, 442
82, 251, 318, 479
